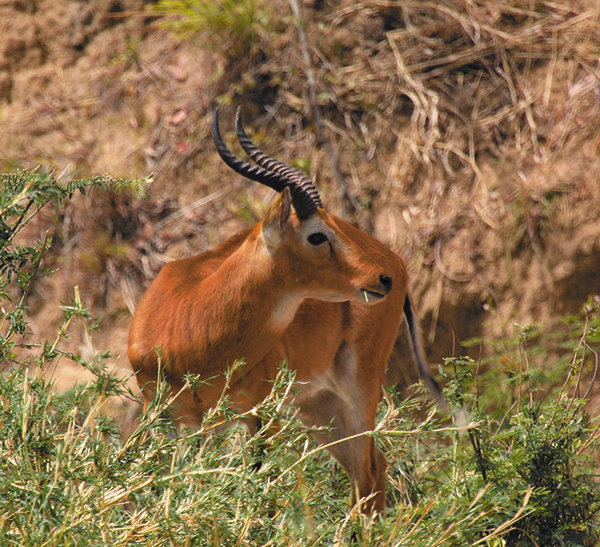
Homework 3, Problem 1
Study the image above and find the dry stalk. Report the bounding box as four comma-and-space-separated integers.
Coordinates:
288, 0, 360, 216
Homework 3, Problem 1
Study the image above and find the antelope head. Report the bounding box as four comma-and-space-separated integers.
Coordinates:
213, 108, 394, 306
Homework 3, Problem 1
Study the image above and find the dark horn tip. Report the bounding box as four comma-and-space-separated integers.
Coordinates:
215, 106, 323, 219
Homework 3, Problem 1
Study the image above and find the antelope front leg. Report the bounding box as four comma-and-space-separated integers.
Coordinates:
295, 368, 387, 513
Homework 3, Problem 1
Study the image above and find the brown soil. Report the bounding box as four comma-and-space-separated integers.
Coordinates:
1, 0, 599, 413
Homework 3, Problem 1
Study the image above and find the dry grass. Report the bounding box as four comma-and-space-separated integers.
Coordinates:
327, 1, 600, 178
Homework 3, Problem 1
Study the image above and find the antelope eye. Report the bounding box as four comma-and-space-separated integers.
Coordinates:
307, 232, 328, 246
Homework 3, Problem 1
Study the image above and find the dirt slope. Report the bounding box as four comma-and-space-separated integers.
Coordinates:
1, 0, 599, 403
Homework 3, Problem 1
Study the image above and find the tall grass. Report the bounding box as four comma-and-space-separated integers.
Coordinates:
1, 169, 599, 545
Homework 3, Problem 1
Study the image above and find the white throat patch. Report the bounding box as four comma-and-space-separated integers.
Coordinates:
269, 293, 302, 330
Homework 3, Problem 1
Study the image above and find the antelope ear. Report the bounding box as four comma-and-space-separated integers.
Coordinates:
262, 187, 292, 249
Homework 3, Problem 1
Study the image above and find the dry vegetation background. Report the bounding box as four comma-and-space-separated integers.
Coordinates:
1, 0, 599, 411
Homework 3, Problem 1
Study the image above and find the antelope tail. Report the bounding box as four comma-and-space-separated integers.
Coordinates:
404, 293, 447, 410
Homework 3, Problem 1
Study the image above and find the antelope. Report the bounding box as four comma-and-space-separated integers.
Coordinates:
128, 108, 444, 512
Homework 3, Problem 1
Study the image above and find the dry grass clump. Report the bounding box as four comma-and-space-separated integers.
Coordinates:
329, 0, 600, 185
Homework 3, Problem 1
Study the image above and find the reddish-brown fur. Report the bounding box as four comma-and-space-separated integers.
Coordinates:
129, 183, 413, 513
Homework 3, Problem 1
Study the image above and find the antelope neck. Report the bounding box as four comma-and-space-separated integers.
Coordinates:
211, 235, 303, 335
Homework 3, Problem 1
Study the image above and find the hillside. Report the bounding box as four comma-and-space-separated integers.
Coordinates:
1, 0, 600, 402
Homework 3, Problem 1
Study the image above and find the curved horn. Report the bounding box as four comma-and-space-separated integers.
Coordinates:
212, 108, 289, 193
235, 108, 323, 211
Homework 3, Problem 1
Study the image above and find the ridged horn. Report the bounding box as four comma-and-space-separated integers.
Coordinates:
212, 107, 289, 193
212, 108, 321, 221
235, 108, 323, 210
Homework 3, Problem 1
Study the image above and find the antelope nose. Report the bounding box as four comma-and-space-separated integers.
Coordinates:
379, 274, 393, 294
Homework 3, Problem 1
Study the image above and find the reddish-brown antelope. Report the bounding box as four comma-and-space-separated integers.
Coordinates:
129, 108, 444, 512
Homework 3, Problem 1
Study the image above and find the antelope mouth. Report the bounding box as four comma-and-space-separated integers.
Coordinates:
360, 289, 385, 303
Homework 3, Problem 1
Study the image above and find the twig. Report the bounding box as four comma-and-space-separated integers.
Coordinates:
288, 0, 360, 216
434, 239, 472, 283
581, 341, 598, 401
154, 189, 226, 231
